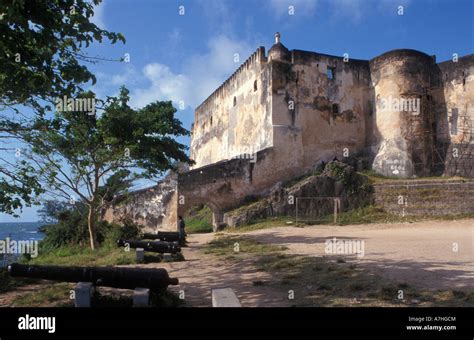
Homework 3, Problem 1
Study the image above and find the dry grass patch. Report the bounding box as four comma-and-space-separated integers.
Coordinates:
204, 235, 287, 259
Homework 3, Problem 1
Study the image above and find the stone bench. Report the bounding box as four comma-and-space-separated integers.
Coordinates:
211, 288, 241, 307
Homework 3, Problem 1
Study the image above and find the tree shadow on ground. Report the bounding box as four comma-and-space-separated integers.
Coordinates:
251, 254, 474, 307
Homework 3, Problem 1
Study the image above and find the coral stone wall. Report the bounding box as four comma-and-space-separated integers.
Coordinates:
438, 55, 474, 144
271, 51, 371, 171
102, 174, 179, 232
190, 47, 273, 168
437, 55, 474, 177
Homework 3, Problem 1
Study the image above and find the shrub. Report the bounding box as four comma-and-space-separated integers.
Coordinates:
39, 218, 111, 251
103, 219, 141, 248
185, 205, 213, 233
40, 211, 141, 251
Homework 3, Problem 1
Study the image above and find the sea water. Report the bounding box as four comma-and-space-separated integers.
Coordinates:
0, 222, 44, 266
0, 222, 44, 241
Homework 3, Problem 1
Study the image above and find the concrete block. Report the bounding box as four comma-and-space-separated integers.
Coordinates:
136, 248, 145, 263
212, 288, 241, 307
75, 282, 94, 308
133, 287, 150, 307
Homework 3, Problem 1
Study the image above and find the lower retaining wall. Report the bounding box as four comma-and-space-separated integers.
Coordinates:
224, 162, 373, 227
374, 179, 474, 216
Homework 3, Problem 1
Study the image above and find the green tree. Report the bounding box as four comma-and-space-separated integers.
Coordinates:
38, 200, 73, 223
0, 0, 125, 214
19, 87, 191, 250
38, 172, 133, 248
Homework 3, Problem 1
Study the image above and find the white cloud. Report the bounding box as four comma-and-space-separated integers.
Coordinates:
130, 35, 253, 109
110, 65, 139, 86
90, 1, 106, 29
132, 63, 192, 109
103, 0, 255, 110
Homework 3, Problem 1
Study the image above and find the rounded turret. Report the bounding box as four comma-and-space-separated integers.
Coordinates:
369, 49, 437, 177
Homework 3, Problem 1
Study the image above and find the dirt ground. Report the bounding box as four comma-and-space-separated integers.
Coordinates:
1, 218, 472, 307
0, 283, 47, 306
231, 218, 474, 291
139, 218, 474, 306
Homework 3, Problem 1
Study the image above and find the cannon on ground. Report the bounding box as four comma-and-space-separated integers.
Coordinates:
143, 231, 185, 245
117, 239, 181, 254
8, 263, 178, 291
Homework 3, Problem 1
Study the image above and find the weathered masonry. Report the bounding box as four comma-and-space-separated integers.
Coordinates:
104, 33, 474, 231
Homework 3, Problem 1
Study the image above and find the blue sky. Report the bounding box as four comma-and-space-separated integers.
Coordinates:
1, 0, 473, 222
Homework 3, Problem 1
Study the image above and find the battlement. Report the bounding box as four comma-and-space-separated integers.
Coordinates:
194, 46, 266, 118
437, 53, 474, 67
290, 49, 369, 66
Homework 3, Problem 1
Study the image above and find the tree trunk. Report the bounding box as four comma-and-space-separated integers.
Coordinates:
87, 207, 98, 250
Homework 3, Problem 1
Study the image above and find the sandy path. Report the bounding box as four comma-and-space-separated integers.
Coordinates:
229, 218, 474, 290
127, 233, 291, 307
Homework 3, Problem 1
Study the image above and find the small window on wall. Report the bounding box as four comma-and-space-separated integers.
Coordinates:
210, 115, 213, 126
254, 80, 258, 91
327, 66, 335, 80
233, 96, 237, 106
332, 104, 339, 115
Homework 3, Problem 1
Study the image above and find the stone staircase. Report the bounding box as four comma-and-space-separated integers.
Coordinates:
373, 179, 474, 216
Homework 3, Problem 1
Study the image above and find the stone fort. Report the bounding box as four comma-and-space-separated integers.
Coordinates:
104, 33, 474, 231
